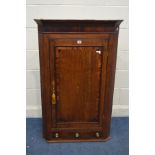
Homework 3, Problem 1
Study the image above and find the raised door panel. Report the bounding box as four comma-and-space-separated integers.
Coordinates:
56, 46, 102, 123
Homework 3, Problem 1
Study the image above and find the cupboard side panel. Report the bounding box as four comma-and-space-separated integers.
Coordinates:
38, 32, 47, 138
38, 33, 52, 140
103, 31, 119, 139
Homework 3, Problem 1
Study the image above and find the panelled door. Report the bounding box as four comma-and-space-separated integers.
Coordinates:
46, 35, 109, 140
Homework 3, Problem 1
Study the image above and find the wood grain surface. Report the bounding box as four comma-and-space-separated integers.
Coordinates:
35, 20, 122, 142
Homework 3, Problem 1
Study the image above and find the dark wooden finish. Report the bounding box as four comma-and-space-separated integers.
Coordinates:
35, 20, 122, 142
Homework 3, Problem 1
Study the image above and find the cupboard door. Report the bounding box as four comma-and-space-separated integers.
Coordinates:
48, 38, 108, 139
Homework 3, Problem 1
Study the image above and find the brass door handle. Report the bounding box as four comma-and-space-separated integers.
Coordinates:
52, 92, 56, 105
52, 81, 56, 105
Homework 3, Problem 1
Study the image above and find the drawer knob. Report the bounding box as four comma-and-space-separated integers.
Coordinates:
55, 133, 59, 138
77, 40, 82, 44
75, 133, 80, 138
96, 132, 100, 138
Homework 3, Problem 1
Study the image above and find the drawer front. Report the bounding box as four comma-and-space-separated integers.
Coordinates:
52, 38, 107, 46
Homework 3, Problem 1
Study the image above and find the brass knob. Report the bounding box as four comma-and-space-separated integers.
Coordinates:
75, 133, 79, 138
55, 133, 59, 138
77, 40, 82, 44
96, 132, 100, 138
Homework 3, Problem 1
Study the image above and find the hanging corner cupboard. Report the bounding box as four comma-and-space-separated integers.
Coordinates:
35, 19, 123, 142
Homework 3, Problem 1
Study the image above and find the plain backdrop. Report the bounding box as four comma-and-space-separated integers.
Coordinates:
26, 0, 129, 117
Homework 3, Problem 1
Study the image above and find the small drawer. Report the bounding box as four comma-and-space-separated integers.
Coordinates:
53, 38, 105, 47
51, 131, 103, 139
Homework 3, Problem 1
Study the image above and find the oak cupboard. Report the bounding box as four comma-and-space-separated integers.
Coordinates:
35, 20, 122, 142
